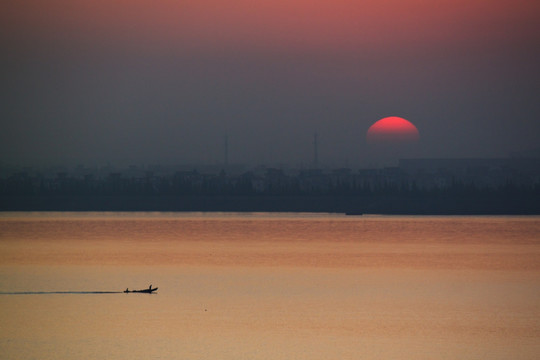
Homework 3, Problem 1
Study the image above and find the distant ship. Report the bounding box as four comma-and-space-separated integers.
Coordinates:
124, 285, 157, 294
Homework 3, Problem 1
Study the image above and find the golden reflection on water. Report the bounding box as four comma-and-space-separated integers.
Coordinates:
1, 213, 539, 359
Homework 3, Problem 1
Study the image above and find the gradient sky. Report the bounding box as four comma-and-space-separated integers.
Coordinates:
2, 0, 539, 167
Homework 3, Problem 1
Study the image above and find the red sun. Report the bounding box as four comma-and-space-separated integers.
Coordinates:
366, 116, 420, 144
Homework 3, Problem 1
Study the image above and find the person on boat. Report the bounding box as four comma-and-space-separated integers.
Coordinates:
125, 288, 129, 293
149, 285, 152, 291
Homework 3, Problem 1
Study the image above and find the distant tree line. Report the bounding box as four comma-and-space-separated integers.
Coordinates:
1, 170, 539, 197
0, 169, 540, 213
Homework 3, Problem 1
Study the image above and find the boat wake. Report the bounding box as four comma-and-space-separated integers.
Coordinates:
0, 291, 122, 295
1, 285, 157, 295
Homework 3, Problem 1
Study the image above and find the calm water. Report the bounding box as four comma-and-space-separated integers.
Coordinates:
1, 212, 539, 359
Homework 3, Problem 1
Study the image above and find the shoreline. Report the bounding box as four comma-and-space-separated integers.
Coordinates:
1, 194, 539, 215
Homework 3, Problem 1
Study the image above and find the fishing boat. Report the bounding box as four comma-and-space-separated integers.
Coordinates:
124, 285, 158, 293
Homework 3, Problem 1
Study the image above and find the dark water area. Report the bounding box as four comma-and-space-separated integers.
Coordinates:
2, 193, 539, 214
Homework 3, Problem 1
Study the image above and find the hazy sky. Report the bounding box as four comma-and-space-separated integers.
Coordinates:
2, 0, 539, 167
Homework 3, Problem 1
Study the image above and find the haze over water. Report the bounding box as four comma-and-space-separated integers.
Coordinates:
1, 212, 539, 359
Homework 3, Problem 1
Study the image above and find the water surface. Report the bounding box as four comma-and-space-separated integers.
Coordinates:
1, 212, 539, 359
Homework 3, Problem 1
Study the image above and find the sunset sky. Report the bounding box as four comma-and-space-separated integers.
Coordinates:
1, 0, 539, 166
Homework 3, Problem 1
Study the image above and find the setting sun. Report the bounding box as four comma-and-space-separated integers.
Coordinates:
366, 116, 420, 144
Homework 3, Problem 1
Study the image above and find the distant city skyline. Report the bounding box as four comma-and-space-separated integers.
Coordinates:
3, 156, 538, 214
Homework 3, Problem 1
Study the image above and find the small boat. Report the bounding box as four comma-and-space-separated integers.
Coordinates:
124, 285, 158, 294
